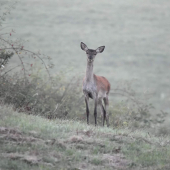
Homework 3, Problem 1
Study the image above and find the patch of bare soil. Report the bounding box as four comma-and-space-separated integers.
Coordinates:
0, 126, 43, 143
2, 153, 41, 165
66, 135, 106, 149
65, 134, 130, 169
0, 126, 130, 169
0, 126, 57, 167
1, 152, 55, 167
103, 154, 130, 169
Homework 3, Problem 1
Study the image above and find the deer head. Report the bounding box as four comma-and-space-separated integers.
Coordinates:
80, 42, 105, 63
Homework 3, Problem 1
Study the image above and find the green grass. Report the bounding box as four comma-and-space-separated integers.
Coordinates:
0, 105, 170, 170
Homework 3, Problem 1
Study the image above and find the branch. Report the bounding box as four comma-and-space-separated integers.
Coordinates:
23, 49, 51, 81
0, 64, 21, 77
0, 39, 52, 82
0, 37, 26, 80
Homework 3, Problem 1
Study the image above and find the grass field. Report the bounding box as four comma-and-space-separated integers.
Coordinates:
1, 2, 170, 169
0, 105, 170, 170
2, 0, 170, 113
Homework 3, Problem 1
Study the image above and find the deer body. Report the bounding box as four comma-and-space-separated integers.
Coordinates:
81, 42, 110, 126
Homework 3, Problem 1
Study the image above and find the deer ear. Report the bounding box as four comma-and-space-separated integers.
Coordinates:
96, 46, 105, 53
80, 42, 88, 51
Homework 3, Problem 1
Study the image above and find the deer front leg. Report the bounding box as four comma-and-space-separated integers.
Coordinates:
85, 96, 89, 125
94, 98, 98, 126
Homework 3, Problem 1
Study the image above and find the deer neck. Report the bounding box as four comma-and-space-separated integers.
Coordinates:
85, 61, 94, 83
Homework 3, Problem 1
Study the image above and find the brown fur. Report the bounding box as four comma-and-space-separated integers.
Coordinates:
94, 74, 110, 95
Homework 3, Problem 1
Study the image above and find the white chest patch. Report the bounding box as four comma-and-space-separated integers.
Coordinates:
83, 82, 97, 96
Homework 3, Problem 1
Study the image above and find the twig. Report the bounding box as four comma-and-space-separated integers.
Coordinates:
23, 49, 51, 82
0, 65, 21, 77
0, 37, 26, 80
52, 104, 59, 114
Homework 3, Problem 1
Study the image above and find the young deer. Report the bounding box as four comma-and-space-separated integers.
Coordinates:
80, 42, 110, 127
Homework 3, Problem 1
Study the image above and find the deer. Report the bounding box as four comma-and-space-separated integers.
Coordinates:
80, 42, 110, 127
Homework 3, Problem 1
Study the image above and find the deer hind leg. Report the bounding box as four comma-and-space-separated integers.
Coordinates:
103, 97, 109, 127
85, 96, 89, 125
99, 100, 106, 126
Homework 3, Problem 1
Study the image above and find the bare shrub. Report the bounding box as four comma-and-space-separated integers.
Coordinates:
108, 80, 168, 129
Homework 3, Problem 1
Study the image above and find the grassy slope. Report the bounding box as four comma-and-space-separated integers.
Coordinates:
0, 105, 170, 170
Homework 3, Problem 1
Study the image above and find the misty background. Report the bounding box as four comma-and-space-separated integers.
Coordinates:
3, 0, 170, 112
